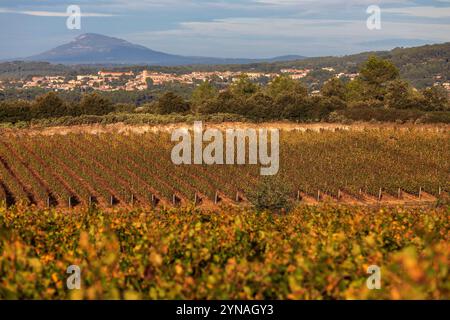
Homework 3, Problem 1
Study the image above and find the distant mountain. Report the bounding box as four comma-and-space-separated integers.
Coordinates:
26, 33, 305, 66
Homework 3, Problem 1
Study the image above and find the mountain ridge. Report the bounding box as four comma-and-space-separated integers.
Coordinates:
26, 33, 306, 66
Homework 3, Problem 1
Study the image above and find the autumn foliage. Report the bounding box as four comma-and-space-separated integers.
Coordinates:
0, 204, 448, 300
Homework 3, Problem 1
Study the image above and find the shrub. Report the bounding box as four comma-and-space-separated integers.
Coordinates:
78, 93, 115, 116
156, 92, 190, 114
246, 177, 293, 213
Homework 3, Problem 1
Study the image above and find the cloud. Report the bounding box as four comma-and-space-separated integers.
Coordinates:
0, 8, 116, 17
250, 0, 410, 6
123, 16, 450, 57
5, 0, 411, 12
134, 17, 450, 39
383, 6, 450, 18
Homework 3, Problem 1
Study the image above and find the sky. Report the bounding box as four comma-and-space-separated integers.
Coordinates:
0, 0, 450, 60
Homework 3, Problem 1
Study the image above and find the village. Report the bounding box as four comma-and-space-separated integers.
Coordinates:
1, 67, 448, 94
0, 67, 366, 93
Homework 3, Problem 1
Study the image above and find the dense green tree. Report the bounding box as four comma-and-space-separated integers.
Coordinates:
198, 90, 238, 114
421, 86, 449, 111
114, 103, 136, 113
245, 93, 276, 119
352, 56, 401, 102
78, 93, 114, 116
360, 55, 400, 86
320, 96, 347, 112
156, 92, 190, 114
266, 75, 307, 98
321, 78, 347, 101
0, 100, 33, 123
346, 78, 366, 103
32, 92, 67, 118
275, 92, 309, 119
230, 74, 259, 97
304, 96, 340, 120
191, 81, 218, 113
385, 80, 415, 109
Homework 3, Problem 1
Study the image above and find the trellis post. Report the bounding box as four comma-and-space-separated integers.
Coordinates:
172, 194, 180, 206
194, 193, 199, 206
214, 191, 220, 205
151, 194, 158, 207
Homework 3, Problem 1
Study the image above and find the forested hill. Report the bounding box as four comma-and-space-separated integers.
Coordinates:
1, 42, 449, 88
258, 42, 450, 89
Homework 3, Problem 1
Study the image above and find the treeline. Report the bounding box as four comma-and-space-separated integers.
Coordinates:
1, 56, 449, 125
0, 83, 193, 104
0, 93, 121, 123
142, 56, 450, 121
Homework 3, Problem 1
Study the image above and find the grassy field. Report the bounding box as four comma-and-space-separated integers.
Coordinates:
0, 204, 448, 300
0, 124, 448, 209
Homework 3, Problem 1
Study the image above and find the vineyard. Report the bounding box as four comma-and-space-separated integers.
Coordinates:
0, 204, 448, 299
0, 126, 449, 209
0, 125, 449, 300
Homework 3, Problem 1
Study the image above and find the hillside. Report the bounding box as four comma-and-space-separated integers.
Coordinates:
1, 42, 449, 88
247, 42, 450, 88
